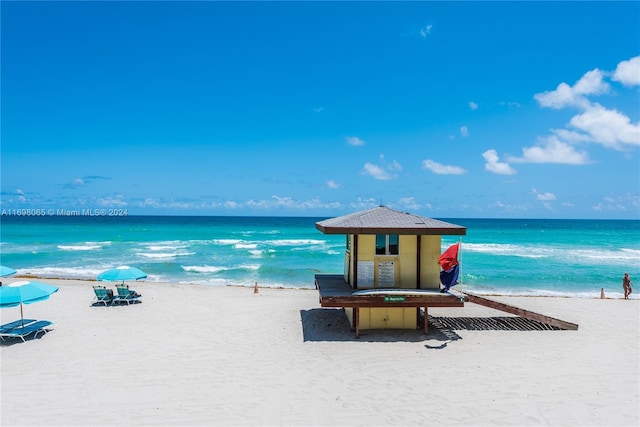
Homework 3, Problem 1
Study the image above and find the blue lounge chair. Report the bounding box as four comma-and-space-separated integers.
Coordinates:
0, 320, 55, 342
93, 285, 114, 306
114, 284, 141, 305
0, 319, 38, 333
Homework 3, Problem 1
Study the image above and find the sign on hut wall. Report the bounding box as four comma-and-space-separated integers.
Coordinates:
377, 261, 396, 287
357, 261, 374, 288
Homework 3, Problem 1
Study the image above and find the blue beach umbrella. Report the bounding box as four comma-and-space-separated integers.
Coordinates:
0, 266, 17, 277
0, 280, 59, 325
97, 266, 147, 284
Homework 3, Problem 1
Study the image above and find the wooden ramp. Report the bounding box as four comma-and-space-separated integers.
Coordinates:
458, 291, 579, 331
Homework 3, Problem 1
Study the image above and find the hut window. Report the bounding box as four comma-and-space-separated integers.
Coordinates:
376, 234, 399, 255
389, 234, 399, 254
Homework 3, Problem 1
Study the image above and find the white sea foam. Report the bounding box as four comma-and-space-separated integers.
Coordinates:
181, 264, 260, 273
461, 243, 548, 258
458, 285, 625, 299
16, 266, 104, 279
212, 239, 242, 245
147, 245, 188, 251
249, 249, 277, 257
234, 243, 258, 250
178, 277, 231, 286
266, 239, 326, 246
57, 244, 102, 251
182, 265, 227, 274
137, 251, 195, 259
460, 243, 640, 265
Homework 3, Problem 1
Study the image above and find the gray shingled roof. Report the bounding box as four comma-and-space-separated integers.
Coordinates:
316, 206, 466, 235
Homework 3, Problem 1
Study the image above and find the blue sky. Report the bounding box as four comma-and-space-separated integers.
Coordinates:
1, 1, 639, 219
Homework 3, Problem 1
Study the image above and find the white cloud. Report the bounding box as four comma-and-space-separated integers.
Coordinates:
397, 197, 420, 211
350, 197, 377, 210
362, 162, 394, 180
98, 195, 127, 207
420, 24, 433, 38
532, 188, 556, 201
245, 199, 269, 209
270, 195, 298, 208
388, 160, 402, 171
245, 195, 341, 211
490, 200, 532, 212
468, 101, 478, 110
534, 68, 610, 109
549, 128, 592, 144
612, 56, 640, 86
568, 104, 640, 150
326, 179, 340, 189
141, 198, 162, 208
482, 149, 516, 175
530, 56, 640, 155
345, 136, 365, 146
592, 193, 640, 212
508, 136, 590, 164
361, 157, 401, 180
460, 126, 469, 138
422, 159, 466, 175
498, 101, 521, 109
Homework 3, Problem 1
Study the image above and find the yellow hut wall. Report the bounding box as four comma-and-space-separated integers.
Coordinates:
342, 234, 443, 330
347, 234, 442, 290
344, 307, 418, 330
420, 235, 443, 289
359, 307, 417, 329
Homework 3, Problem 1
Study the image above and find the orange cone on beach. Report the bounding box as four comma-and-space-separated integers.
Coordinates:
254, 282, 259, 294
600, 288, 605, 299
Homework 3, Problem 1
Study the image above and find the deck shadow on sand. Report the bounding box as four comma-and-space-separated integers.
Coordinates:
300, 308, 454, 343
301, 309, 562, 344
0, 332, 52, 347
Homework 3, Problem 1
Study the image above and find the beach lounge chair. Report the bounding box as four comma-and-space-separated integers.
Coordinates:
0, 320, 55, 342
0, 319, 38, 334
93, 285, 114, 306
114, 284, 141, 305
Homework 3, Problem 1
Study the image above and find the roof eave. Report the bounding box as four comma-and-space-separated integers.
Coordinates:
315, 224, 467, 236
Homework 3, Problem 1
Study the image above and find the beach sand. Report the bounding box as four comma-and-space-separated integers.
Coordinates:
1, 279, 638, 427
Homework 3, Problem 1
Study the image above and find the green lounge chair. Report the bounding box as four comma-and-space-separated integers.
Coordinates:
114, 284, 141, 305
0, 319, 37, 333
93, 285, 114, 306
0, 320, 55, 342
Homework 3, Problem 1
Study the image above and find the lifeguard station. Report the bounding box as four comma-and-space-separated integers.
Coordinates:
314, 206, 467, 337
314, 206, 579, 336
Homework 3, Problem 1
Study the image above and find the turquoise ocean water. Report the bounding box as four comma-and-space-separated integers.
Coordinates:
1, 216, 638, 298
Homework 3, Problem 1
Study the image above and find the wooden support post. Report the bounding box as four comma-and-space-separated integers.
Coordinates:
424, 307, 428, 334
355, 307, 360, 338
416, 235, 421, 289
353, 235, 359, 289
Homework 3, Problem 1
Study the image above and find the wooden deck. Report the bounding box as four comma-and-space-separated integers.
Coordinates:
315, 274, 579, 336
315, 274, 464, 336
315, 274, 464, 309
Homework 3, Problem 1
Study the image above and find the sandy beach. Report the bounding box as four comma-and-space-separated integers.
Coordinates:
1, 279, 638, 427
